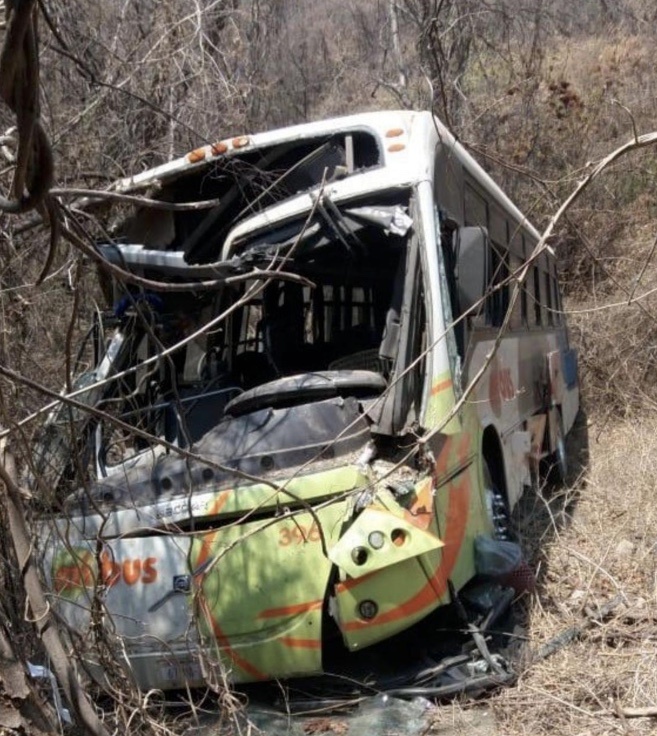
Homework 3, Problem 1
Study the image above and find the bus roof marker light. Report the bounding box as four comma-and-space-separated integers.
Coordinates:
187, 147, 207, 164
387, 143, 406, 153
211, 141, 229, 156
385, 128, 404, 138
232, 136, 250, 149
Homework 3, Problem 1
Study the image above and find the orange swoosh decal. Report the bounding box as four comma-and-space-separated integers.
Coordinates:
431, 378, 453, 396
198, 598, 267, 681
279, 636, 321, 649
193, 491, 230, 574
194, 493, 268, 681
335, 570, 377, 594
258, 599, 323, 619
207, 490, 230, 518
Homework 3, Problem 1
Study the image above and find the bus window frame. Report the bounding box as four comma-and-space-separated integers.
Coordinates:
544, 258, 554, 326
551, 259, 562, 325
532, 260, 543, 327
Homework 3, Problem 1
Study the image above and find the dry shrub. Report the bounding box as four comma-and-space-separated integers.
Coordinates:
561, 211, 657, 414
472, 32, 657, 218
567, 34, 657, 126
521, 32, 657, 416
567, 301, 657, 415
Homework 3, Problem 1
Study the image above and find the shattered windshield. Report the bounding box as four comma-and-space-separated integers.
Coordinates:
35, 191, 420, 496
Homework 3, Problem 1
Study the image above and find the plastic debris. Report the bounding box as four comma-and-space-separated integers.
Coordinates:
28, 661, 72, 726
474, 535, 523, 576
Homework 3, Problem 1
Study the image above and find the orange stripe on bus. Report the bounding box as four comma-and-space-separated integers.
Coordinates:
199, 599, 267, 681
207, 490, 230, 518
434, 437, 452, 477
258, 599, 323, 619
430, 378, 453, 396
279, 636, 321, 649
335, 570, 376, 594
193, 491, 230, 573
456, 431, 472, 464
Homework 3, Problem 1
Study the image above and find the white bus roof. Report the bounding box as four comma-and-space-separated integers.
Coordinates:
110, 110, 540, 243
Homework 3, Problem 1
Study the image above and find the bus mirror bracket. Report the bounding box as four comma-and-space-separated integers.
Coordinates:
456, 226, 489, 315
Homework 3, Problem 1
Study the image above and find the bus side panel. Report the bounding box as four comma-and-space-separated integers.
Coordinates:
465, 329, 566, 506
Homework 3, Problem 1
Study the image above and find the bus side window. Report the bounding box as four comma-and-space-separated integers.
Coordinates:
463, 182, 489, 327
488, 242, 509, 327
510, 253, 524, 329
464, 183, 487, 228
533, 265, 542, 326
513, 230, 528, 326
520, 262, 529, 325
487, 205, 508, 328
544, 267, 554, 326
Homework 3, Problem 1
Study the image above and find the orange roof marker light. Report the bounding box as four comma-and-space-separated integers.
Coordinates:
232, 135, 250, 149
187, 147, 207, 164
385, 128, 405, 138
387, 142, 406, 153
211, 141, 229, 156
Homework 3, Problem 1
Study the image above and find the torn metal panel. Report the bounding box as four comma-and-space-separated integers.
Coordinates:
328, 506, 444, 578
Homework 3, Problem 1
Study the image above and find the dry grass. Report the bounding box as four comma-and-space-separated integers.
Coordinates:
487, 412, 657, 735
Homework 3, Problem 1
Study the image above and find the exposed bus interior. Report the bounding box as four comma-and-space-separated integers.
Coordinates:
36, 188, 429, 517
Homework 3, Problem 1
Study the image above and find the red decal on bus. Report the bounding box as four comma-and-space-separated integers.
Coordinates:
489, 367, 515, 415
101, 552, 158, 587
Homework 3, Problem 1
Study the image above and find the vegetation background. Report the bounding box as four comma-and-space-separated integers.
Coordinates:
1, 1, 656, 734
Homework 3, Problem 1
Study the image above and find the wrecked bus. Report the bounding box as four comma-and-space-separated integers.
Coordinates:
37, 110, 579, 692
